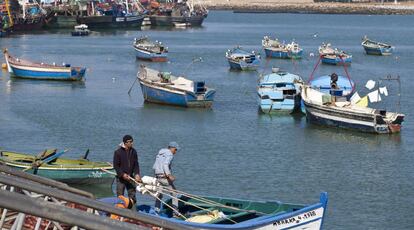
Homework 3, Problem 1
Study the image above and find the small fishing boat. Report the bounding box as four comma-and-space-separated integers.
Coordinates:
71, 24, 90, 36
361, 36, 394, 55
135, 192, 328, 229
262, 36, 303, 59
225, 46, 260, 71
99, 174, 328, 229
133, 36, 168, 62
319, 43, 352, 65
3, 49, 86, 81
138, 65, 216, 108
0, 149, 115, 184
257, 68, 303, 114
301, 85, 404, 134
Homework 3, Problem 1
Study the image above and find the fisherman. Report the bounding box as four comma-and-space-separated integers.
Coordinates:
152, 141, 180, 213
330, 72, 339, 89
113, 135, 142, 206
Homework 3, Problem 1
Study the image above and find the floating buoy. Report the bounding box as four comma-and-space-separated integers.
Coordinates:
309, 52, 315, 57
2, 63, 7, 69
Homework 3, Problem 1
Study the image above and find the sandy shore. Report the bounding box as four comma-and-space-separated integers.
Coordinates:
202, 0, 414, 15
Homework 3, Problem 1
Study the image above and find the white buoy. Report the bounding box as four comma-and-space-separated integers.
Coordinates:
310, 52, 315, 57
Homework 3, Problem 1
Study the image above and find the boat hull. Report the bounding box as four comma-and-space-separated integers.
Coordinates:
11, 17, 45, 31
304, 101, 402, 134
139, 81, 215, 108
363, 46, 394, 56
8, 64, 86, 81
259, 95, 301, 114
77, 15, 144, 28
227, 59, 259, 71
149, 14, 206, 27
133, 192, 328, 230
264, 48, 303, 59
321, 56, 352, 65
134, 48, 168, 62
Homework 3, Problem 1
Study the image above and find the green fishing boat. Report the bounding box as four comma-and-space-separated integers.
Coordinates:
0, 149, 114, 185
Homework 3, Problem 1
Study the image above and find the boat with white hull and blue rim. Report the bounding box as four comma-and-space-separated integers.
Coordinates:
3, 49, 86, 81
226, 46, 260, 71
133, 36, 168, 62
258, 69, 303, 114
319, 43, 352, 65
361, 36, 394, 56
301, 85, 404, 134
138, 65, 215, 108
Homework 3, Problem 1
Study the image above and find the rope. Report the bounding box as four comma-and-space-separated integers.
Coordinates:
338, 55, 355, 93
308, 55, 322, 84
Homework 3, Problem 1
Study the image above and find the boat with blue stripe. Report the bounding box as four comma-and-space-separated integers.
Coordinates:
226, 46, 260, 71
262, 36, 303, 59
3, 49, 86, 81
133, 36, 168, 62
131, 192, 328, 229
362, 36, 394, 56
258, 68, 303, 114
319, 43, 352, 65
138, 65, 215, 108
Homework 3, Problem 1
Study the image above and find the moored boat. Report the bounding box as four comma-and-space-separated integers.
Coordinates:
134, 191, 328, 229
257, 68, 303, 114
226, 46, 260, 71
148, 1, 207, 27
319, 43, 352, 65
3, 49, 86, 81
138, 65, 215, 108
262, 36, 303, 59
361, 36, 394, 55
133, 36, 168, 62
71, 24, 90, 36
77, 14, 145, 29
0, 149, 115, 184
301, 85, 404, 134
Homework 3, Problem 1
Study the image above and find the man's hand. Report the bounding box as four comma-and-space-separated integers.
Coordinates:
167, 175, 175, 182
122, 173, 130, 181
134, 175, 142, 183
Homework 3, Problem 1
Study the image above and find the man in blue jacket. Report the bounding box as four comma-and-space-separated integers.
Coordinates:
152, 141, 180, 212
113, 135, 142, 205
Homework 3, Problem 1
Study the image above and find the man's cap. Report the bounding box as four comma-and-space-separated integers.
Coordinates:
123, 135, 133, 143
168, 141, 180, 150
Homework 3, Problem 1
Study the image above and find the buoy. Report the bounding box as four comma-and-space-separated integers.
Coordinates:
2, 63, 7, 69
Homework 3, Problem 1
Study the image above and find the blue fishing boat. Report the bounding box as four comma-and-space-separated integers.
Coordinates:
225, 46, 260, 71
319, 43, 352, 65
262, 36, 303, 59
133, 36, 168, 62
361, 36, 394, 56
257, 68, 303, 114
3, 49, 86, 81
138, 65, 215, 108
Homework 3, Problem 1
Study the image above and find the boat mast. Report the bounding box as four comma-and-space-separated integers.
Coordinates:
4, 0, 13, 27
126, 0, 129, 14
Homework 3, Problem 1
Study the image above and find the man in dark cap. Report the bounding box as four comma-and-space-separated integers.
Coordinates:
113, 135, 142, 205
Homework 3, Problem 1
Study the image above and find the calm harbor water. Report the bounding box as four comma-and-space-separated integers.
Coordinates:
1, 11, 413, 229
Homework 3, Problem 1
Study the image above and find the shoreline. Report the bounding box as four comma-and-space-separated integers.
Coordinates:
203, 2, 414, 15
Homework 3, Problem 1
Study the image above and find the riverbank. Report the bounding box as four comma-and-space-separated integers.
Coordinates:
204, 0, 414, 15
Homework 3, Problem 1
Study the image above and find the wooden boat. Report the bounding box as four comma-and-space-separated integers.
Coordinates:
138, 65, 216, 108
318, 43, 352, 65
71, 24, 90, 36
4, 49, 86, 81
257, 69, 303, 114
133, 36, 168, 62
77, 14, 144, 29
301, 85, 404, 134
262, 36, 303, 59
132, 192, 328, 229
361, 36, 394, 55
0, 149, 115, 184
226, 46, 260, 71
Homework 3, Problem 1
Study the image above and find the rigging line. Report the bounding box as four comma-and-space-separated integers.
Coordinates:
339, 56, 355, 92
308, 55, 322, 84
